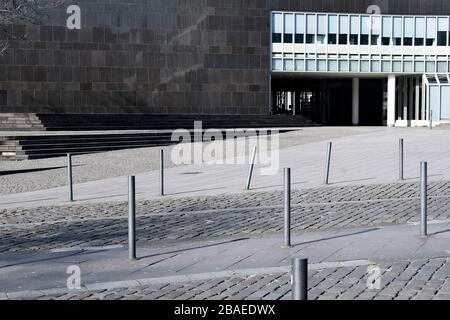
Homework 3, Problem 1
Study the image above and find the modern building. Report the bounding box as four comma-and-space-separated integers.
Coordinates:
1, 0, 450, 127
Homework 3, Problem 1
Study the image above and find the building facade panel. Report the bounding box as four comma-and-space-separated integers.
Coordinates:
1, 0, 450, 114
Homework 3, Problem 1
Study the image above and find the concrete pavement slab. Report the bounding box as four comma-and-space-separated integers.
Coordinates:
2, 222, 450, 293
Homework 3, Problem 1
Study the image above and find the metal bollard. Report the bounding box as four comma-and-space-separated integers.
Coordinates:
128, 176, 137, 260
420, 162, 428, 237
324, 142, 332, 185
67, 153, 73, 202
245, 146, 258, 190
284, 168, 291, 248
160, 149, 164, 196
399, 139, 404, 181
430, 110, 433, 130
292, 258, 308, 300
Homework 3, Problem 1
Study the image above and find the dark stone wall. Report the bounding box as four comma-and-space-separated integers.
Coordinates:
0, 0, 450, 114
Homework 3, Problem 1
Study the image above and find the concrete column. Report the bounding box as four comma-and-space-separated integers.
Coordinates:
422, 76, 426, 121
415, 78, 420, 121
388, 75, 396, 127
403, 78, 409, 121
409, 78, 414, 123
398, 77, 403, 120
352, 78, 359, 126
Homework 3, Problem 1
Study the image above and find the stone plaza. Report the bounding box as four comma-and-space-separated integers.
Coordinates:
2, 127, 450, 300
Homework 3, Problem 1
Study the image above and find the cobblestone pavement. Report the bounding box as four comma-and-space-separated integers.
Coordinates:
2, 181, 450, 253
16, 257, 450, 300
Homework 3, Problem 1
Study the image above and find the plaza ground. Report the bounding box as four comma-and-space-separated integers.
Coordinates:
2, 126, 450, 300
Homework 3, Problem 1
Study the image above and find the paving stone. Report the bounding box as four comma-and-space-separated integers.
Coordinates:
5, 257, 448, 300
4, 180, 450, 253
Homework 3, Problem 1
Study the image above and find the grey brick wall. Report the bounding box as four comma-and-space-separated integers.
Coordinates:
0, 0, 449, 114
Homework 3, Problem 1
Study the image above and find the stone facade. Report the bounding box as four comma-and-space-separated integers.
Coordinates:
0, 0, 450, 114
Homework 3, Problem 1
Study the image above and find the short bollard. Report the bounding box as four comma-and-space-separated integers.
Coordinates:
292, 258, 308, 300
67, 153, 73, 202
160, 149, 164, 196
324, 142, 332, 185
128, 176, 137, 260
399, 139, 404, 181
245, 146, 257, 190
421, 162, 428, 237
430, 110, 433, 130
283, 168, 291, 248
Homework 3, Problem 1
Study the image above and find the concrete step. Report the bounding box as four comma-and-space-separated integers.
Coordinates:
0, 113, 45, 131
34, 114, 316, 131
0, 128, 269, 160
0, 113, 314, 160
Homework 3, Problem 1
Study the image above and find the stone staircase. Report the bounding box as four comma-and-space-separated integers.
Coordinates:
0, 113, 45, 131
0, 113, 317, 160
0, 132, 179, 160
35, 114, 315, 131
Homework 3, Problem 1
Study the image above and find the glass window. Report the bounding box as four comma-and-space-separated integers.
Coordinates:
306, 14, 316, 43
350, 60, 359, 72
381, 61, 391, 72
350, 16, 359, 44
438, 61, 447, 72
441, 86, 450, 119
403, 61, 413, 72
338, 60, 348, 71
317, 15, 327, 44
426, 61, 436, 72
382, 16, 391, 45
328, 60, 337, 71
393, 17, 402, 45
438, 75, 449, 84
284, 14, 294, 43
317, 59, 326, 71
284, 60, 293, 71
306, 59, 315, 71
295, 60, 304, 71
273, 58, 282, 70
415, 17, 425, 46
339, 15, 348, 44
371, 16, 381, 45
328, 34, 337, 44
272, 13, 282, 43
430, 86, 440, 120
427, 17, 436, 46
295, 14, 305, 43
371, 60, 380, 72
437, 17, 448, 46
392, 61, 402, 72
360, 16, 369, 45
361, 60, 370, 72
403, 17, 413, 46
328, 15, 337, 44
415, 61, 425, 72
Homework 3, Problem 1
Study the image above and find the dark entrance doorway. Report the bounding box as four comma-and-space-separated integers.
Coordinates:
359, 79, 384, 126
271, 76, 385, 126
271, 77, 352, 125
324, 80, 352, 125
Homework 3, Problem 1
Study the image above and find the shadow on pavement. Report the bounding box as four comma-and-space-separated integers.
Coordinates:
0, 165, 85, 176
293, 227, 380, 247
138, 237, 250, 259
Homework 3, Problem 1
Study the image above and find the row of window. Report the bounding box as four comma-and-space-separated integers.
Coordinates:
273, 57, 450, 73
274, 54, 449, 59
272, 12, 450, 46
